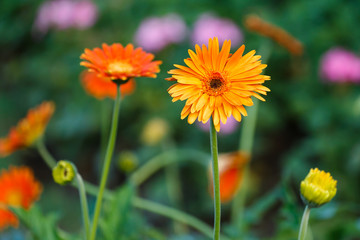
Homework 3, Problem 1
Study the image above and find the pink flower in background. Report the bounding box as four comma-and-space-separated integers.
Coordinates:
320, 48, 360, 83
72, 1, 98, 29
135, 14, 187, 52
191, 13, 243, 46
197, 116, 239, 135
34, 0, 98, 34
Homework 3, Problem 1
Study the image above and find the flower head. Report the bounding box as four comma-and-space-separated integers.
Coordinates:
0, 207, 19, 230
192, 14, 243, 46
197, 116, 239, 135
208, 151, 249, 202
0, 166, 42, 230
80, 71, 136, 100
320, 47, 360, 83
141, 118, 170, 146
300, 168, 337, 208
135, 14, 187, 52
167, 37, 270, 131
34, 0, 98, 34
0, 101, 55, 157
80, 43, 162, 81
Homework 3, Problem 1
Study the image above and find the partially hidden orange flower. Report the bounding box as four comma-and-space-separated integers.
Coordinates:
80, 43, 162, 81
0, 166, 42, 230
0, 101, 55, 157
167, 37, 270, 131
208, 151, 249, 203
81, 70, 136, 100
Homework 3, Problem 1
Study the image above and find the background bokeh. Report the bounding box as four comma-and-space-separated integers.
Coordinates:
1, 0, 360, 239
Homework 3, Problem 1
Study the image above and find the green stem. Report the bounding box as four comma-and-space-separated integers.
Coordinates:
130, 149, 208, 186
36, 139, 57, 168
90, 85, 121, 240
36, 138, 230, 240
132, 197, 230, 240
210, 118, 221, 240
231, 101, 258, 224
298, 205, 311, 240
231, 41, 273, 226
76, 173, 90, 240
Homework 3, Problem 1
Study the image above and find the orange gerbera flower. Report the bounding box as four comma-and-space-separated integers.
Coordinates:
0, 166, 42, 230
80, 71, 136, 100
0, 207, 19, 230
167, 37, 270, 131
80, 43, 162, 81
208, 151, 249, 203
0, 101, 55, 157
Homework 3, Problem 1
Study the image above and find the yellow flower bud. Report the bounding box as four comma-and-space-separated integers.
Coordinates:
300, 168, 337, 207
52, 161, 76, 185
117, 151, 138, 173
141, 118, 169, 146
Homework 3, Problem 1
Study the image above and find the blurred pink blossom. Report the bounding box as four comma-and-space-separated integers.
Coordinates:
34, 0, 98, 34
197, 116, 239, 135
191, 13, 243, 46
135, 14, 187, 52
320, 47, 360, 83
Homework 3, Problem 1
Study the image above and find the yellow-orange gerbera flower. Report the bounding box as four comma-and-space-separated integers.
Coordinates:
0, 166, 42, 230
0, 101, 55, 157
80, 71, 136, 100
80, 43, 162, 81
208, 151, 249, 203
167, 37, 270, 131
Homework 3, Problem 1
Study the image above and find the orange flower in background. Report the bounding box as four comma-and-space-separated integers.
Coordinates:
208, 151, 249, 203
0, 101, 55, 157
167, 37, 270, 131
81, 71, 136, 100
0, 166, 42, 230
0, 207, 18, 230
80, 43, 162, 81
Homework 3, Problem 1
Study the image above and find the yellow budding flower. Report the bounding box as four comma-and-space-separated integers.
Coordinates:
52, 161, 76, 185
300, 168, 337, 207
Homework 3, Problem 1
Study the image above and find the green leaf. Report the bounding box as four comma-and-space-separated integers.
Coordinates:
11, 205, 78, 240
99, 183, 135, 240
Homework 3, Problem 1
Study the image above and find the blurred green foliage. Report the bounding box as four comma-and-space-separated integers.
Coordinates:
1, 0, 360, 239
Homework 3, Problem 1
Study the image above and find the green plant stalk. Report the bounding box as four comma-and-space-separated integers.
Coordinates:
210, 118, 221, 240
231, 100, 258, 224
90, 85, 121, 240
163, 142, 187, 234
130, 149, 208, 186
36, 139, 57, 168
36, 136, 230, 239
298, 205, 311, 240
132, 197, 230, 240
76, 173, 90, 240
231, 41, 273, 226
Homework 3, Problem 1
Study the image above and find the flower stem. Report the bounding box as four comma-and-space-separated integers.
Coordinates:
35, 141, 229, 239
89, 85, 121, 240
130, 148, 208, 186
76, 173, 90, 240
298, 205, 311, 240
210, 118, 221, 240
36, 139, 57, 168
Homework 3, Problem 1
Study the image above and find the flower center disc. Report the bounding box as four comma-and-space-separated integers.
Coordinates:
204, 72, 228, 96
108, 61, 134, 75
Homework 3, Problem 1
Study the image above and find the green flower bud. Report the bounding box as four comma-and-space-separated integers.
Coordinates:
52, 161, 76, 185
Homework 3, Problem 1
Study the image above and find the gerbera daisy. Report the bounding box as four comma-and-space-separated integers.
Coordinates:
0, 101, 55, 157
167, 37, 270, 131
80, 70, 136, 100
80, 43, 162, 81
208, 151, 249, 203
0, 166, 42, 230
0, 207, 18, 230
